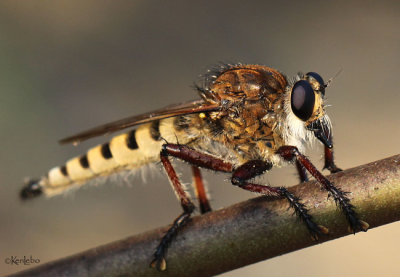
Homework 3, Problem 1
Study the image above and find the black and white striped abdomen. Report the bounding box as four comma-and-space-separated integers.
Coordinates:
36, 117, 192, 196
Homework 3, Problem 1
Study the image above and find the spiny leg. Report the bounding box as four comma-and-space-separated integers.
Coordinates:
151, 144, 233, 271
277, 146, 369, 233
192, 166, 211, 214
162, 144, 326, 238
231, 160, 328, 239
155, 143, 328, 269
150, 152, 195, 271
150, 143, 233, 271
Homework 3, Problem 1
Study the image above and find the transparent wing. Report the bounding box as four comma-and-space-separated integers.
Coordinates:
59, 99, 220, 145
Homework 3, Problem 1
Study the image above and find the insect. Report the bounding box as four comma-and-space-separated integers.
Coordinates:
21, 64, 368, 271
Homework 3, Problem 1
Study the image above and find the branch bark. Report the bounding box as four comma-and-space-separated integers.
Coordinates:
11, 155, 400, 277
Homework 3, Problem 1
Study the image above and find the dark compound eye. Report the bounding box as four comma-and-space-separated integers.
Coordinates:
291, 80, 315, 121
306, 72, 325, 95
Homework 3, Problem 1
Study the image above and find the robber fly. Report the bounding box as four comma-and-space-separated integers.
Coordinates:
21, 64, 368, 271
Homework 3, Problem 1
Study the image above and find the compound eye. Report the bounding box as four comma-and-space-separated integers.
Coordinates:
306, 72, 325, 95
291, 80, 315, 121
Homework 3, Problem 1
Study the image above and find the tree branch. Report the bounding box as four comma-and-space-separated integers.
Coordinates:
12, 155, 400, 277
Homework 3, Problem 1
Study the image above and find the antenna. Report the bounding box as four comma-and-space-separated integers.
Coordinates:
325, 67, 343, 88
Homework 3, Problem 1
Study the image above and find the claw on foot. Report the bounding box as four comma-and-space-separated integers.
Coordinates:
330, 167, 343, 173
310, 224, 329, 241
359, 220, 369, 231
324, 165, 343, 173
150, 257, 167, 271
318, 224, 329, 235
348, 220, 369, 233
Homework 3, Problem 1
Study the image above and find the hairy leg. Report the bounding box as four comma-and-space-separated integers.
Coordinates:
150, 153, 195, 271
151, 144, 232, 270
277, 146, 368, 233
153, 143, 331, 271
164, 144, 327, 237
231, 160, 327, 239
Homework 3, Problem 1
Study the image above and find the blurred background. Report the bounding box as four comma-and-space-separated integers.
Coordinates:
0, 1, 399, 276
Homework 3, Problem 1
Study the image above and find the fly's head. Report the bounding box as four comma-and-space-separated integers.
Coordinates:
284, 72, 333, 148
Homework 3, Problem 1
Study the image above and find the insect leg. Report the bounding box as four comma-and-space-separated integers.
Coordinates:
324, 145, 342, 173
150, 152, 195, 271
323, 128, 342, 173
151, 143, 232, 271
162, 144, 326, 238
277, 146, 369, 233
161, 143, 233, 172
192, 166, 212, 214
296, 160, 309, 183
231, 160, 327, 239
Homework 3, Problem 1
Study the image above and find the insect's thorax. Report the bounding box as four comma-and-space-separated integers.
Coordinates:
175, 65, 297, 165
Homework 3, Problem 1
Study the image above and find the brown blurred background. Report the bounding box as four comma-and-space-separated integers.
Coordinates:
1, 1, 399, 276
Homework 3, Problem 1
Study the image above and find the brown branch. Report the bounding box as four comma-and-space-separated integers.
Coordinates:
11, 155, 400, 277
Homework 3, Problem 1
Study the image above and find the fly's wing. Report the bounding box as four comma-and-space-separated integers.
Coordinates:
59, 99, 220, 145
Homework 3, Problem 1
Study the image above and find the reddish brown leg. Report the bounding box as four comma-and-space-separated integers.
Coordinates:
150, 144, 232, 271
192, 166, 211, 214
277, 146, 369, 233
296, 160, 309, 183
231, 160, 326, 239
324, 146, 342, 173
162, 143, 233, 172
153, 143, 328, 271
323, 130, 342, 173
150, 153, 195, 271
165, 143, 326, 237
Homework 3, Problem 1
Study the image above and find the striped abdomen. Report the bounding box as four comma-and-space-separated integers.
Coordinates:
22, 117, 193, 198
